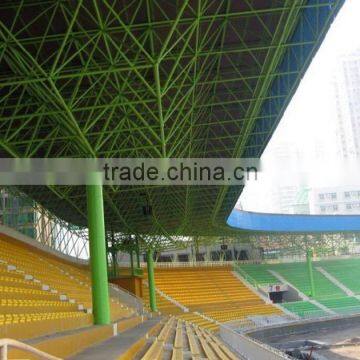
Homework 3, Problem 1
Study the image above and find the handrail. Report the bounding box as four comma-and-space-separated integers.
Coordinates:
109, 283, 144, 303
139, 261, 235, 268
108, 283, 144, 314
233, 263, 259, 288
143, 280, 188, 312
0, 338, 62, 360
220, 324, 291, 359
128, 254, 360, 268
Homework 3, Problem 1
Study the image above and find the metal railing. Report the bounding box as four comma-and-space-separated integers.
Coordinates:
140, 260, 235, 268
108, 284, 144, 315
233, 263, 260, 288
132, 255, 360, 269
238, 253, 360, 265
226, 305, 360, 335
220, 324, 291, 360
0, 338, 61, 360
142, 280, 188, 312
218, 304, 360, 359
109, 266, 143, 277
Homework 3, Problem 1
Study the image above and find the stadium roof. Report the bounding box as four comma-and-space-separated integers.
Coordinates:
0, 0, 344, 236
228, 209, 360, 233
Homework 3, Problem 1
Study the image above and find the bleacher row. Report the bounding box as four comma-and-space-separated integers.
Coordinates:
319, 258, 360, 293
142, 267, 282, 330
141, 281, 219, 331
0, 233, 241, 359
238, 258, 360, 318
12, 228, 360, 357
0, 234, 133, 339
281, 301, 326, 318
140, 316, 238, 360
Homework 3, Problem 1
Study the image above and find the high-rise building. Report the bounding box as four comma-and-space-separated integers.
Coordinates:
0, 190, 53, 244
240, 50, 360, 215
0, 190, 37, 238
291, 187, 310, 214
310, 186, 360, 215
334, 49, 360, 158
239, 141, 308, 214
264, 142, 308, 214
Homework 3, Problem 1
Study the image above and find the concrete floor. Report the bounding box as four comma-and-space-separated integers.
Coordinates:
252, 319, 360, 360
70, 318, 160, 360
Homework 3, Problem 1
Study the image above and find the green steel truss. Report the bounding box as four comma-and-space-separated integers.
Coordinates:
0, 1, 343, 237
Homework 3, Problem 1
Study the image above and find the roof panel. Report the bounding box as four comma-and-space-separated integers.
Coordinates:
0, 0, 345, 236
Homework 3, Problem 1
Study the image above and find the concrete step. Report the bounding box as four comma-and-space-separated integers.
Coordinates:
70, 318, 161, 360
7, 315, 145, 359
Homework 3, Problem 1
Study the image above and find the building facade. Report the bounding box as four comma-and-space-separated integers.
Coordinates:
310, 186, 360, 215
334, 49, 360, 158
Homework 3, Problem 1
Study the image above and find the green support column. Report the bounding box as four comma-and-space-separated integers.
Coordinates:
135, 237, 140, 268
111, 231, 117, 277
111, 249, 117, 278
130, 250, 135, 276
86, 184, 111, 325
306, 248, 316, 297
105, 235, 110, 274
146, 249, 157, 312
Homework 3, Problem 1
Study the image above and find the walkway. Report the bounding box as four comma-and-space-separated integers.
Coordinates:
70, 318, 160, 360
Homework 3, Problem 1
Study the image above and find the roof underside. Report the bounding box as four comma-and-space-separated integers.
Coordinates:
0, 0, 344, 236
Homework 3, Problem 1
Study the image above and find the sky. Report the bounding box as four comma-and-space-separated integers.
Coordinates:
238, 0, 360, 213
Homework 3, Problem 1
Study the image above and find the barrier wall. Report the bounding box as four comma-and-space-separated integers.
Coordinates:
220, 324, 290, 360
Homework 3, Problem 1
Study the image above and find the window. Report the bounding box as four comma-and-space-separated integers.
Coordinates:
345, 191, 350, 198
178, 254, 189, 262
346, 204, 352, 210
27, 212, 34, 222
319, 194, 325, 200
333, 205, 338, 211
320, 206, 326, 212
331, 193, 337, 199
